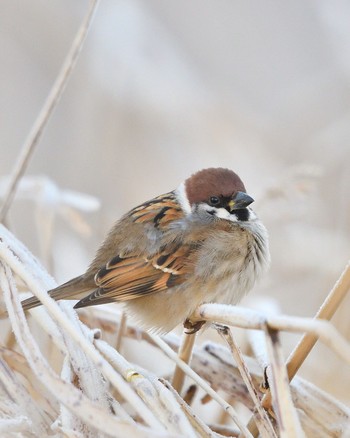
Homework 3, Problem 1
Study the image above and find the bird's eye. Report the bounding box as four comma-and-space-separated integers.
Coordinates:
209, 196, 220, 206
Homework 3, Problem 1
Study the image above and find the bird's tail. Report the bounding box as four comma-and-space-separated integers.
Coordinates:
20, 276, 93, 312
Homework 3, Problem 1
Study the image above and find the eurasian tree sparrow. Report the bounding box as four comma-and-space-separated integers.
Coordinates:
21, 168, 270, 332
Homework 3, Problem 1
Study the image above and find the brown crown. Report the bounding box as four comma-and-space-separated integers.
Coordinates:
185, 168, 246, 205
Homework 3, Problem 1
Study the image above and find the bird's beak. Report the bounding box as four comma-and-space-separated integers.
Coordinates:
228, 191, 254, 211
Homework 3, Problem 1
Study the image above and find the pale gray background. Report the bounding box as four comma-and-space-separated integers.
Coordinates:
1, 0, 349, 401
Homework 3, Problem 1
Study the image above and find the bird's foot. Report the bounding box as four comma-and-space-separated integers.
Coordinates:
184, 319, 206, 334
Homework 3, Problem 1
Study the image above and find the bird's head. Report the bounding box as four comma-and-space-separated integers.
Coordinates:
177, 167, 255, 223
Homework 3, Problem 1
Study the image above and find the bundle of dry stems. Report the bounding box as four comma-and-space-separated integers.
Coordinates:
0, 1, 349, 437
0, 222, 349, 437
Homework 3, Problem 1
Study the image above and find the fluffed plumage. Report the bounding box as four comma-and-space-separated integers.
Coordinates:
21, 168, 270, 332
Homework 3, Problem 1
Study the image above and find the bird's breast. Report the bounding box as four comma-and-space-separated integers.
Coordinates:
193, 220, 270, 305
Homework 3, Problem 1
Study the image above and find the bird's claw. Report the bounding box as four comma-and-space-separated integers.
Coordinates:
184, 319, 206, 334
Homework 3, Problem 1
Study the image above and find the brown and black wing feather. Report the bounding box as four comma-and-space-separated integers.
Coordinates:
128, 192, 183, 228
74, 242, 195, 309
21, 191, 198, 312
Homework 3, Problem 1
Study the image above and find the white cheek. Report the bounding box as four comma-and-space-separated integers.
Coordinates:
215, 207, 237, 221
175, 182, 191, 215
201, 204, 239, 222
218, 207, 256, 222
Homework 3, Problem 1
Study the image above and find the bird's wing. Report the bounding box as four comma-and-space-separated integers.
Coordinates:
127, 191, 184, 229
21, 192, 198, 312
74, 191, 203, 308
74, 242, 197, 308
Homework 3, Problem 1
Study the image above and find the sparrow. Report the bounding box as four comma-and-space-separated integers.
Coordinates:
21, 168, 270, 333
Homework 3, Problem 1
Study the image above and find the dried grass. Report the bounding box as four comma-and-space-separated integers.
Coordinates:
0, 225, 349, 437
0, 2, 349, 437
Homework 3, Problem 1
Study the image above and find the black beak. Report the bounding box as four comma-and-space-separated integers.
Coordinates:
228, 191, 254, 211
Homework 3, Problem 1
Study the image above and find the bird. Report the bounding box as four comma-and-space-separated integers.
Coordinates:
21, 168, 270, 333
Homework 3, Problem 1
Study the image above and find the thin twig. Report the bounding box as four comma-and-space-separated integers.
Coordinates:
262, 327, 304, 438
172, 330, 197, 393
246, 261, 350, 437
115, 312, 127, 351
95, 338, 196, 437
191, 304, 350, 364
286, 260, 350, 379
0, 0, 100, 222
215, 325, 276, 438
247, 298, 280, 374
161, 379, 218, 438
0, 241, 163, 430
69, 305, 350, 436
148, 333, 254, 438
0, 263, 169, 438
209, 423, 240, 437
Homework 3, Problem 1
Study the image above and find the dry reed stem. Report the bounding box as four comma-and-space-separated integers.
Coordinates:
0, 355, 49, 435
0, 228, 197, 436
209, 423, 240, 437
78, 304, 350, 436
115, 312, 127, 351
245, 261, 350, 437
95, 338, 196, 437
292, 378, 350, 436
0, 232, 163, 430
191, 304, 350, 364
87, 305, 350, 435
0, 0, 100, 222
215, 324, 276, 438
160, 378, 220, 438
262, 328, 304, 438
59, 355, 82, 433
79, 305, 350, 432
246, 300, 280, 375
0, 264, 172, 438
286, 259, 350, 379
59, 305, 111, 423
0, 347, 55, 416
1, 223, 348, 436
203, 342, 349, 436
172, 329, 197, 393
148, 333, 254, 437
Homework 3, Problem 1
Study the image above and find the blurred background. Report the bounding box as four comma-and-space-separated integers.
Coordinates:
0, 0, 349, 404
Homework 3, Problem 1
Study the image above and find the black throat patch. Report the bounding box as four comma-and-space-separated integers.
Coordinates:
233, 208, 249, 222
